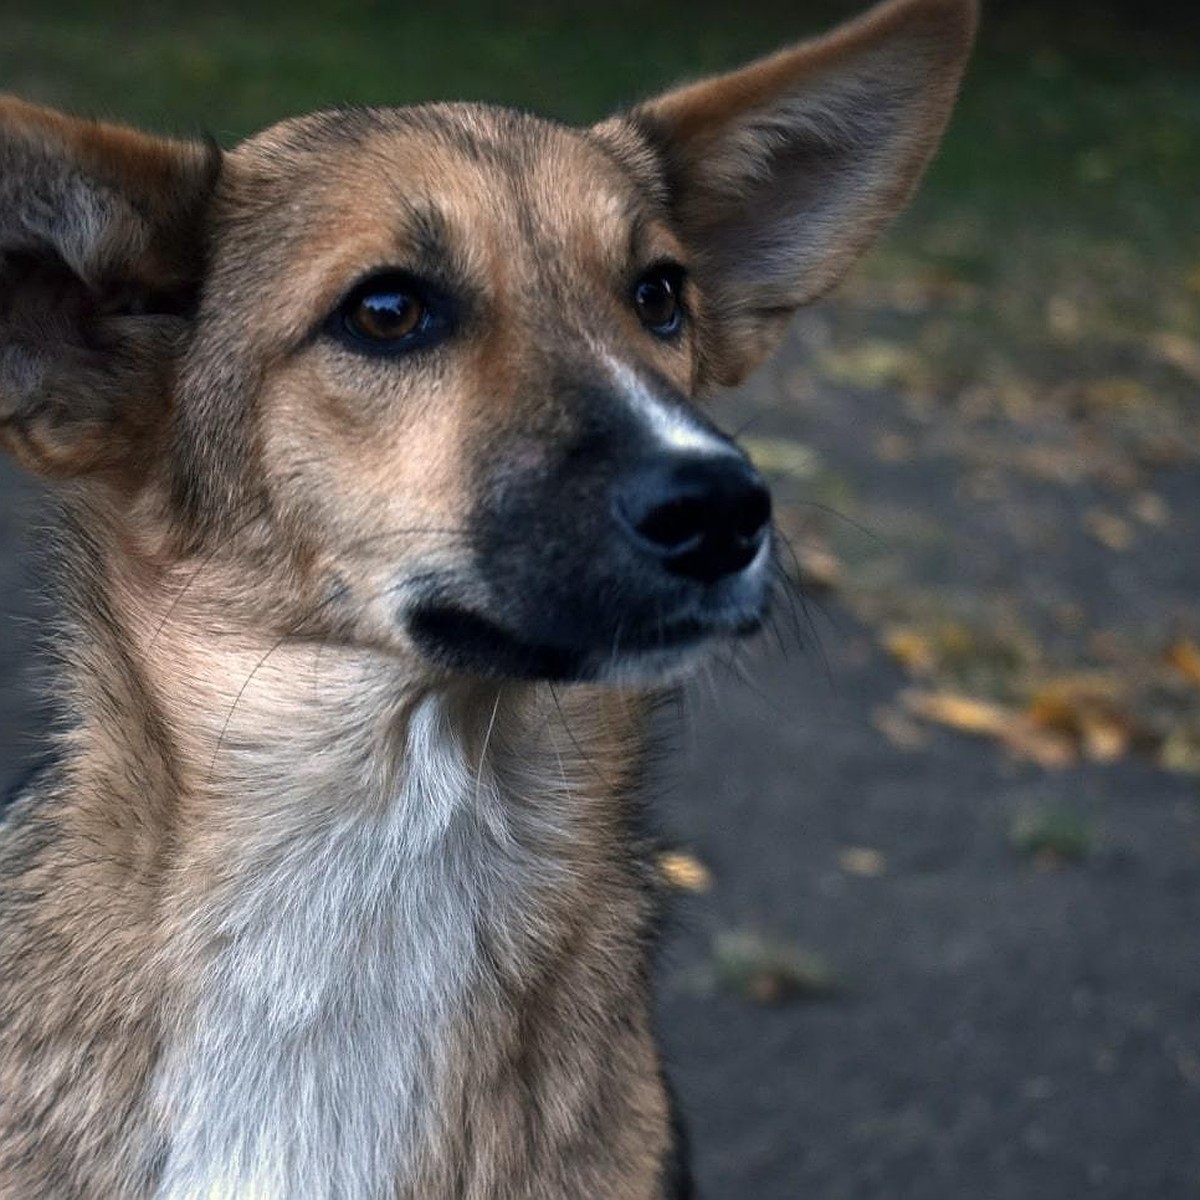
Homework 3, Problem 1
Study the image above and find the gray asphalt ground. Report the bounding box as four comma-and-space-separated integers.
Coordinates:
657, 642, 1200, 1199
1, 343, 1198, 1198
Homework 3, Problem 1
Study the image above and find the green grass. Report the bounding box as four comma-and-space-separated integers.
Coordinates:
0, 0, 841, 135
3, 4, 1195, 252
866, 40, 1200, 374
1010, 803, 1096, 866
1, 1, 1195, 426
712, 931, 840, 1005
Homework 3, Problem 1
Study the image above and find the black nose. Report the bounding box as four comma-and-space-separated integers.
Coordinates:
614, 455, 772, 584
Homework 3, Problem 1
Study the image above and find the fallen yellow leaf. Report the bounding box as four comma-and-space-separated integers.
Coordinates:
1130, 492, 1169, 527
1151, 331, 1200, 383
1047, 294, 1082, 337
995, 722, 1077, 770
1026, 675, 1129, 764
1079, 714, 1129, 763
904, 690, 1013, 736
740, 435, 820, 481
1078, 377, 1156, 412
1166, 639, 1200, 688
818, 340, 927, 392
903, 690, 1076, 769
838, 847, 886, 877
1027, 674, 1122, 727
883, 627, 936, 674
1159, 728, 1200, 775
1084, 509, 1134, 552
795, 544, 842, 591
657, 850, 713, 893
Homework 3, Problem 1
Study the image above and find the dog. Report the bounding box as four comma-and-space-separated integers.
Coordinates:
0, 0, 974, 1194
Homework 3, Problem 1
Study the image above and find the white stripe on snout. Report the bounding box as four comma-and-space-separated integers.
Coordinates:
603, 355, 732, 457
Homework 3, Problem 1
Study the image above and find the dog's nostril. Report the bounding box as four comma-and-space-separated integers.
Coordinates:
632, 495, 706, 554
615, 456, 772, 584
734, 486, 772, 540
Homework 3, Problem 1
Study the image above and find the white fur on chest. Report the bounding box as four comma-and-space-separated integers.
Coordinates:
150, 694, 515, 1200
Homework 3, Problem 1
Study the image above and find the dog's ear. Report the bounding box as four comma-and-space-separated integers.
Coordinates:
598, 0, 976, 385
0, 98, 219, 480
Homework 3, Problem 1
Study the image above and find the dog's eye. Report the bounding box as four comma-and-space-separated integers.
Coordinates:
633, 265, 685, 338
332, 272, 449, 354
349, 289, 423, 341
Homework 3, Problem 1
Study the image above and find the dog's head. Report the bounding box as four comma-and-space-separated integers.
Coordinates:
0, 0, 974, 684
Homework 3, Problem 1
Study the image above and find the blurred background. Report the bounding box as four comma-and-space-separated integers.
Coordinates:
1, 1, 1198, 1195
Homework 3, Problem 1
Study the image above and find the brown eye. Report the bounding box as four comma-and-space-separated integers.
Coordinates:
331, 270, 452, 357
347, 288, 424, 342
633, 265, 685, 337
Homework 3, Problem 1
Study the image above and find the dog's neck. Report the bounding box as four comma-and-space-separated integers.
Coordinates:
59, 535, 657, 1196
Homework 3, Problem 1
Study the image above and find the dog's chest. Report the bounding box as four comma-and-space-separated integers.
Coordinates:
149, 701, 517, 1199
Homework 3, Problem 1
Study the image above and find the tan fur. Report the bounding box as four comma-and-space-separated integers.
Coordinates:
0, 2, 974, 1195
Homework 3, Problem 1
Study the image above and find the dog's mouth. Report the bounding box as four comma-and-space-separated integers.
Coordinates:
406, 598, 766, 683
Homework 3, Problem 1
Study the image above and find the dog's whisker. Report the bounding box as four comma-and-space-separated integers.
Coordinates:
548, 682, 615, 794
783, 499, 885, 546
150, 504, 269, 649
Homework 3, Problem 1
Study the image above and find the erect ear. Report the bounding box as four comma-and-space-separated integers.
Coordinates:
598, 0, 976, 386
0, 98, 219, 479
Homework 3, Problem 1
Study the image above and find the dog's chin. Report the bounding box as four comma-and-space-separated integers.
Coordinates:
405, 603, 763, 686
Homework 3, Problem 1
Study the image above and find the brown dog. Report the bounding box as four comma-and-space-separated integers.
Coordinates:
0, 1, 974, 1195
